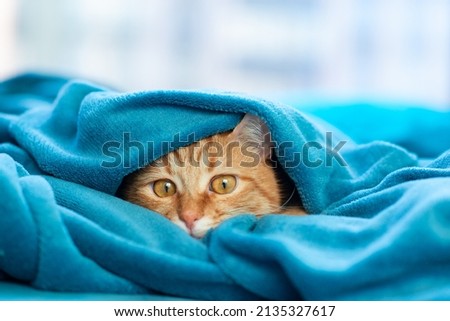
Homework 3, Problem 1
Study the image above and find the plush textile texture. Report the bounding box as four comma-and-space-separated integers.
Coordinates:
1, 73, 449, 300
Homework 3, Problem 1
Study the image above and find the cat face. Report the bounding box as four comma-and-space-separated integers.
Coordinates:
121, 114, 283, 238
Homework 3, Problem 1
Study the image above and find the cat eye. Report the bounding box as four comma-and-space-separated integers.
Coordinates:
152, 179, 177, 198
210, 175, 237, 194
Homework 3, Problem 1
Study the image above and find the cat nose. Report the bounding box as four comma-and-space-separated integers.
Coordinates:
180, 210, 200, 230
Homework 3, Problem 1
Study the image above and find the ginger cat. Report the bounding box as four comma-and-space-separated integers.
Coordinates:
119, 114, 305, 238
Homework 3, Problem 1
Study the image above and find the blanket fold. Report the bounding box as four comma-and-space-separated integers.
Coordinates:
1, 73, 450, 300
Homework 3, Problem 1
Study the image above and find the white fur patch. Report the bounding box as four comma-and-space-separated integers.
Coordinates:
191, 216, 215, 238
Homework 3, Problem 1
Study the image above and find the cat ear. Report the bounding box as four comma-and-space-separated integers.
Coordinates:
230, 113, 273, 159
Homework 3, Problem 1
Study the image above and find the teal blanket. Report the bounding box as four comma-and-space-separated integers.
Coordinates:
1, 74, 450, 300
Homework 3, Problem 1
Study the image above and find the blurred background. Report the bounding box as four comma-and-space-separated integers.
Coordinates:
0, 0, 449, 108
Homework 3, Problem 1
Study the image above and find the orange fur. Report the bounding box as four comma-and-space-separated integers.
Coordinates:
119, 114, 305, 238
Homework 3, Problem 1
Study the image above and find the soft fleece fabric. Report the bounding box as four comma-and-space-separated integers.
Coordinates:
0, 73, 449, 300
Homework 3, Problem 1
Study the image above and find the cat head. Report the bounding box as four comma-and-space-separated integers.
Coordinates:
120, 114, 283, 238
